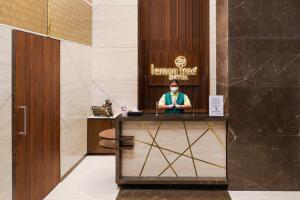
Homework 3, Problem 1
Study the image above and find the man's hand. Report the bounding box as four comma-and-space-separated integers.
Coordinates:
175, 103, 181, 109
172, 99, 176, 107
168, 104, 174, 109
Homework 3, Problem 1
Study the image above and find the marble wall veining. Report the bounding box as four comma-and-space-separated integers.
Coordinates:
228, 0, 300, 190
60, 41, 93, 176
0, 25, 12, 200
91, 0, 138, 113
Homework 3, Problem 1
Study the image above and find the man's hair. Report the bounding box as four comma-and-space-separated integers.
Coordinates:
169, 79, 180, 86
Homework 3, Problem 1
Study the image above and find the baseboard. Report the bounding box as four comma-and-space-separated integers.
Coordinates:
60, 154, 87, 181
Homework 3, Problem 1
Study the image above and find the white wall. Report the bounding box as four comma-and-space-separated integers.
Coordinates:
0, 25, 12, 200
60, 41, 93, 176
92, 0, 138, 113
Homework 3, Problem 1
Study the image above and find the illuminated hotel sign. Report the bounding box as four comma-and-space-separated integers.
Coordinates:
150, 56, 198, 80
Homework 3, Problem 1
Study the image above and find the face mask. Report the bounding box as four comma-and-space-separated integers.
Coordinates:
170, 86, 179, 94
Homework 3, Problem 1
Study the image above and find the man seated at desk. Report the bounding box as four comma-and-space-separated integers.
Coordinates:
158, 79, 192, 114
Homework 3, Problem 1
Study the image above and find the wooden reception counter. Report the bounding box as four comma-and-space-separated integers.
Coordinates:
115, 114, 228, 186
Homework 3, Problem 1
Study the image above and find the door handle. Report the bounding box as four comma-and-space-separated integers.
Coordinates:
17, 106, 27, 136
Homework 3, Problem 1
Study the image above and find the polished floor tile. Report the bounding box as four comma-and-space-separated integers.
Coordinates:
45, 156, 300, 200
229, 191, 300, 200
45, 156, 119, 200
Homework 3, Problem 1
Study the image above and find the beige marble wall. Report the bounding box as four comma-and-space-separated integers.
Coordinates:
210, 0, 217, 95
0, 25, 12, 200
60, 41, 93, 176
92, 0, 138, 113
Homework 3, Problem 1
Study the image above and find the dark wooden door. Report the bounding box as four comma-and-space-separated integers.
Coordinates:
13, 30, 60, 200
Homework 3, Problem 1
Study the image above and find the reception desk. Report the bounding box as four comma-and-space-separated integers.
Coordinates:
115, 114, 228, 186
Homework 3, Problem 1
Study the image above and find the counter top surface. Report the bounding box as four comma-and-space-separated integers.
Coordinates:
88, 115, 118, 119
116, 113, 227, 122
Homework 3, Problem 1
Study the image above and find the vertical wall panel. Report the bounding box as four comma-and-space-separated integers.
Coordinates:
0, 26, 12, 200
60, 40, 92, 176
92, 0, 138, 113
210, 0, 217, 95
228, 0, 300, 190
13, 31, 61, 200
216, 0, 228, 113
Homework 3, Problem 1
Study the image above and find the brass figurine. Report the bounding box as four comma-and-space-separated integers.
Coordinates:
92, 99, 113, 117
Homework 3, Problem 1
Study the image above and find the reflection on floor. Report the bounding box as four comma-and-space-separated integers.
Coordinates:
45, 156, 300, 200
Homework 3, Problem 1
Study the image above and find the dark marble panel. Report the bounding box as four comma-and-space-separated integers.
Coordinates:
227, 0, 300, 192
228, 135, 300, 190
217, 0, 229, 114
217, 0, 228, 43
217, 40, 228, 86
229, 38, 300, 87
217, 40, 229, 114
217, 84, 229, 115
229, 87, 300, 137
229, 0, 300, 38
116, 189, 231, 200
228, 85, 300, 190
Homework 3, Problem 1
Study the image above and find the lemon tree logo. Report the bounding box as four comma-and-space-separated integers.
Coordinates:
175, 56, 187, 68
150, 56, 198, 80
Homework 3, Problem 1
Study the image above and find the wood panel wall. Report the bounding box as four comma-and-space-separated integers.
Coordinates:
138, 0, 210, 112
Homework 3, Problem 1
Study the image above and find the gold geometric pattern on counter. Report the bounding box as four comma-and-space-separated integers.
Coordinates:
208, 123, 226, 150
135, 121, 226, 177
138, 122, 162, 176
145, 124, 178, 177
183, 121, 198, 177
